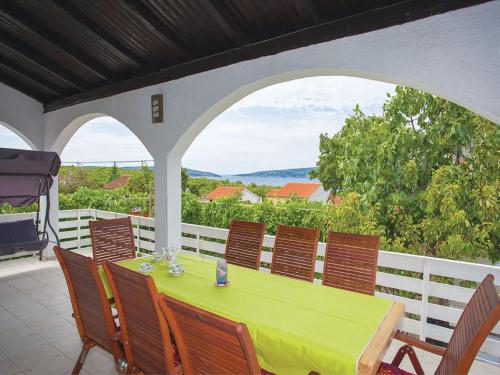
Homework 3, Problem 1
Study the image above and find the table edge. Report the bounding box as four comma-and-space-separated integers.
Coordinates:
358, 301, 405, 375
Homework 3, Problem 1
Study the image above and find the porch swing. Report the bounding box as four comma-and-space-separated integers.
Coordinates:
0, 147, 61, 260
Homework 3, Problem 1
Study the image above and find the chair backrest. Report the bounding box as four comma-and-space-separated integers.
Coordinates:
89, 217, 135, 266
271, 224, 320, 282
436, 274, 499, 375
225, 220, 266, 270
54, 246, 116, 352
103, 262, 176, 375
322, 231, 380, 295
158, 294, 261, 375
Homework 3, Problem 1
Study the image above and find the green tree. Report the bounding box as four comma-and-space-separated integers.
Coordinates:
311, 86, 499, 261
109, 162, 120, 182
181, 167, 189, 192
128, 163, 154, 194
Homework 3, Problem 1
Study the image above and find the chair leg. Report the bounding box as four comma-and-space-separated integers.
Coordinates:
72, 341, 94, 375
391, 344, 425, 375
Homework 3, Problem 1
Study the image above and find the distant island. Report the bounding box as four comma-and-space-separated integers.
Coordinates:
235, 167, 316, 178
186, 168, 221, 177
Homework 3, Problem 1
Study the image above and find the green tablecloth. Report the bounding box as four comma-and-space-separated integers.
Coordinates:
100, 253, 392, 375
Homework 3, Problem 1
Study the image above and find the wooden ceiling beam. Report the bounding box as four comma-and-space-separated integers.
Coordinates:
0, 70, 48, 102
43, 0, 491, 112
0, 33, 88, 92
197, 0, 247, 45
0, 1, 113, 83
50, 0, 151, 71
0, 58, 66, 97
122, 0, 194, 59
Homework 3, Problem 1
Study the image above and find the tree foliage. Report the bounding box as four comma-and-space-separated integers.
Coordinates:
311, 86, 499, 262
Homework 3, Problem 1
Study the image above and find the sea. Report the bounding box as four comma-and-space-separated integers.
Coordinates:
206, 175, 319, 187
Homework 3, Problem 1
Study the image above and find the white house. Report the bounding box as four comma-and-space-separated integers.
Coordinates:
202, 186, 261, 203
266, 182, 329, 203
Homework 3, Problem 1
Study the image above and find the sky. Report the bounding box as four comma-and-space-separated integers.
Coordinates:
0, 76, 395, 175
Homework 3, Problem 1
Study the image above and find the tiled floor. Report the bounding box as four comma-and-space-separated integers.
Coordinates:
0, 256, 498, 375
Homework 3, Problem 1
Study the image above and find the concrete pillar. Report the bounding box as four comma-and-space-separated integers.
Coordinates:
39, 176, 59, 259
154, 153, 182, 252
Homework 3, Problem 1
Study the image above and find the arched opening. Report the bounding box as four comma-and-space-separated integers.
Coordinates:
59, 116, 154, 218
180, 74, 498, 265
0, 122, 34, 150
183, 76, 395, 178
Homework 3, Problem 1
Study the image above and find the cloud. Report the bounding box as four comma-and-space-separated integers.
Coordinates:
60, 117, 152, 166
0, 126, 32, 149
183, 76, 395, 174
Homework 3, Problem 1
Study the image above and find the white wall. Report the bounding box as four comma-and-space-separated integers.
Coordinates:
309, 185, 329, 202
241, 188, 262, 204
2, 1, 498, 251
0, 83, 43, 150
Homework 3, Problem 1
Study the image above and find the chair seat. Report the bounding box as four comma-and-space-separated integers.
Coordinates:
260, 369, 275, 375
378, 362, 414, 375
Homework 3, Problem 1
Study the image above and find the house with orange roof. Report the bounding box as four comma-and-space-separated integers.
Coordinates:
266, 182, 329, 203
103, 174, 131, 190
202, 186, 261, 203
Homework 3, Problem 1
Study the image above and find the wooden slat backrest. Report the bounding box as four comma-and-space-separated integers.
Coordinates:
225, 220, 265, 270
158, 294, 261, 375
103, 262, 177, 375
436, 274, 500, 375
54, 246, 116, 352
271, 224, 320, 282
89, 217, 135, 266
323, 231, 380, 295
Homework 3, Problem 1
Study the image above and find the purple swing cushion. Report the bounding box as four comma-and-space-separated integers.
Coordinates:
0, 219, 48, 256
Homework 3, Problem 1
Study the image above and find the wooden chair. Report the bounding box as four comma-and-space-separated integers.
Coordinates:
322, 231, 380, 295
89, 217, 136, 266
270, 224, 320, 282
103, 261, 181, 375
158, 293, 262, 375
379, 274, 500, 375
225, 220, 266, 270
54, 246, 123, 375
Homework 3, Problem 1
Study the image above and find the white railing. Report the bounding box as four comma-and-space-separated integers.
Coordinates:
2, 208, 499, 362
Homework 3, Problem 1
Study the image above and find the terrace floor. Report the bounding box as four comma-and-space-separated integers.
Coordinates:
0, 256, 498, 375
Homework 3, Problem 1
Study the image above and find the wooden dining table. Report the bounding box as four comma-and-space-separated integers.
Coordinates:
100, 253, 404, 375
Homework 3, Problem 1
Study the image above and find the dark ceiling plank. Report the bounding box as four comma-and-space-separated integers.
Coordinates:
0, 70, 48, 102
0, 58, 66, 97
0, 1, 113, 83
198, 0, 247, 45
121, 0, 194, 59
44, 0, 491, 112
0, 60, 62, 98
0, 33, 88, 92
291, 0, 323, 24
50, 0, 150, 71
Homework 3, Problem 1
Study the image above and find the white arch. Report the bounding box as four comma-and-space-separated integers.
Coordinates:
0, 120, 36, 150
49, 112, 154, 158
170, 67, 497, 159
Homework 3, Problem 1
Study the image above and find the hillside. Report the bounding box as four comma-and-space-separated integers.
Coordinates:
236, 167, 316, 178
186, 168, 221, 177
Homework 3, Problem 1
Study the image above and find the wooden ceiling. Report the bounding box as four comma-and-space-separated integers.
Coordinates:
0, 0, 489, 112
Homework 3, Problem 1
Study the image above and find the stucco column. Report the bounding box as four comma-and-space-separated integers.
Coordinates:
154, 154, 182, 252
39, 175, 59, 259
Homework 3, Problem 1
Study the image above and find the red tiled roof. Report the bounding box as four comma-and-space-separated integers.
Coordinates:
266, 182, 321, 198
103, 174, 131, 190
202, 186, 244, 200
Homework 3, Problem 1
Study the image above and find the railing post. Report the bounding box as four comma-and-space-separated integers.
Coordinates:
77, 209, 81, 250
419, 260, 431, 341
137, 216, 141, 253
196, 226, 200, 255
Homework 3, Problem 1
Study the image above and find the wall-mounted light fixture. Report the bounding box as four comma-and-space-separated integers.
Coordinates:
151, 94, 164, 123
